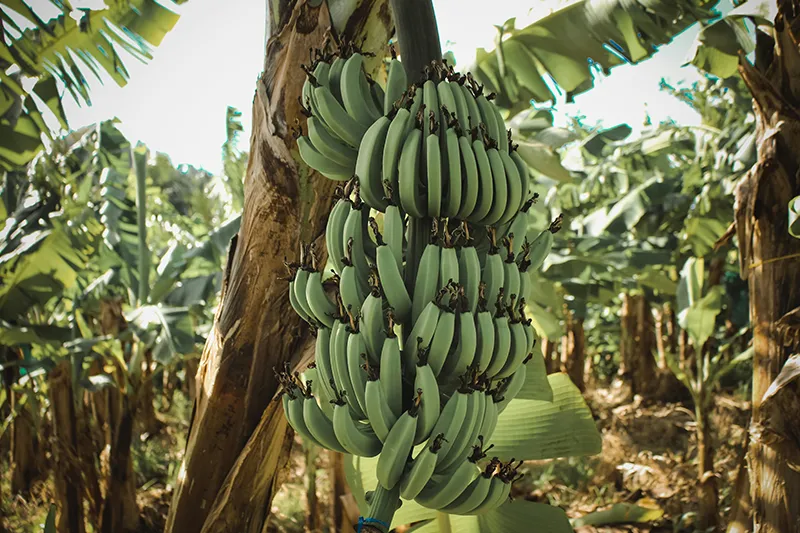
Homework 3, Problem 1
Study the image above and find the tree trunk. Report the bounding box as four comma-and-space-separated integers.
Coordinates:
619, 293, 658, 399
99, 394, 139, 533
541, 338, 556, 374
654, 305, 667, 369
664, 302, 677, 356
305, 445, 319, 532
48, 360, 86, 533
735, 8, 800, 532
562, 314, 586, 392
727, 427, 752, 533
696, 399, 719, 530
5, 346, 44, 495
164, 4, 393, 531
330, 451, 349, 533
137, 350, 161, 435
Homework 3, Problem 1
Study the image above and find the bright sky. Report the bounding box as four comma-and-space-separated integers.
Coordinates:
60, 0, 730, 175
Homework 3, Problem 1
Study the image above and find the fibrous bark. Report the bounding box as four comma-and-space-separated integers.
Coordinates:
165, 2, 393, 532
619, 293, 658, 399
735, 5, 800, 531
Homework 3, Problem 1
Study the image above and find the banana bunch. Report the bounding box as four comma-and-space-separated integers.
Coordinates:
283, 45, 562, 527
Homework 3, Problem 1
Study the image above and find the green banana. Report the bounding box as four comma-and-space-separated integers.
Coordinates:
416, 458, 481, 509
480, 147, 508, 226
461, 468, 507, 515
498, 150, 522, 224
437, 390, 480, 472
332, 398, 382, 457
326, 196, 351, 275
331, 318, 366, 420
474, 300, 495, 373
289, 277, 314, 326
372, 219, 412, 323
485, 303, 511, 379
496, 358, 529, 414
456, 134, 479, 220
422, 80, 440, 142
283, 388, 324, 448
527, 220, 559, 272
313, 327, 337, 401
327, 56, 345, 103
400, 433, 446, 500
383, 203, 405, 271
380, 330, 404, 418
492, 101, 509, 154
307, 116, 358, 169
365, 378, 398, 442
376, 399, 421, 489
371, 81, 385, 114
426, 127, 442, 218
343, 202, 371, 289
494, 312, 528, 380
413, 362, 440, 444
411, 242, 441, 324
443, 125, 463, 218
427, 303, 455, 377
443, 297, 477, 378
347, 328, 369, 414
360, 279, 387, 363
481, 233, 505, 316
382, 108, 411, 197
479, 391, 498, 445
510, 149, 530, 215
398, 127, 426, 218
313, 85, 367, 148
356, 116, 391, 211
457, 227, 481, 313
297, 135, 352, 180
339, 260, 366, 317
436, 81, 458, 122
341, 53, 380, 126
449, 77, 470, 130
459, 83, 482, 131
476, 92, 500, 147
441, 462, 495, 514
302, 390, 348, 453
439, 240, 460, 291
405, 299, 442, 367
292, 264, 315, 322
384, 56, 408, 115
305, 270, 337, 328
502, 252, 520, 308
469, 135, 494, 222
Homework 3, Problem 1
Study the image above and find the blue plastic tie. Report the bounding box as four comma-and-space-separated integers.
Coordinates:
357, 516, 390, 532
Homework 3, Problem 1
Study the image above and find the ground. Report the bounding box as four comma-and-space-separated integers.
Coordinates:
0, 383, 750, 532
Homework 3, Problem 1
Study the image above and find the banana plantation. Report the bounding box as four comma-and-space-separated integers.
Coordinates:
2, 0, 800, 532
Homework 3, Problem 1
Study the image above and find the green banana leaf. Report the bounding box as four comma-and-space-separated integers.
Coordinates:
410, 500, 572, 533
125, 305, 195, 364
471, 0, 721, 114
515, 349, 553, 402
571, 502, 664, 527
0, 1, 185, 170
43, 504, 57, 533
489, 373, 601, 460
686, 2, 770, 78
0, 322, 71, 346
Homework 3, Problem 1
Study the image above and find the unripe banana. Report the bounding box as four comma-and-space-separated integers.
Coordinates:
441, 464, 494, 514
305, 271, 337, 328
313, 85, 367, 148
341, 53, 380, 126
443, 126, 463, 218
384, 56, 408, 115
377, 400, 421, 489
474, 300, 495, 373
413, 362, 440, 444
495, 359, 529, 414
494, 315, 528, 380
347, 329, 369, 414
481, 234, 504, 316
364, 378, 398, 442
380, 331, 403, 418
462, 471, 507, 515
314, 327, 337, 400
302, 390, 348, 453
383, 203, 405, 270
437, 390, 480, 472
476, 92, 500, 147
399, 433, 446, 500
485, 304, 511, 379
456, 134, 480, 220
327, 56, 345, 103
427, 307, 455, 377
411, 242, 441, 324
498, 150, 522, 224
332, 398, 382, 457
330, 318, 366, 420
356, 116, 391, 211
459, 83, 482, 131
479, 392, 498, 444
426, 129, 442, 218
360, 281, 387, 363
416, 459, 481, 510
502, 254, 520, 309
283, 389, 324, 448
480, 147, 508, 226
326, 197, 351, 275
382, 108, 412, 198
429, 388, 469, 465
449, 77, 470, 130
405, 300, 442, 367
307, 116, 358, 169
398, 127, 426, 218
469, 135, 493, 222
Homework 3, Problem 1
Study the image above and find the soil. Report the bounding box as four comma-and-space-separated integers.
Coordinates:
0, 384, 750, 532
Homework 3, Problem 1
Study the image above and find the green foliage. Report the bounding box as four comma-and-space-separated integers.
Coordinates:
0, 0, 187, 169
790, 196, 800, 239
470, 0, 723, 115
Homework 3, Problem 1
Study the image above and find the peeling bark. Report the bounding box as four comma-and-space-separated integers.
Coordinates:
562, 313, 586, 392
165, 2, 393, 532
619, 293, 658, 399
735, 6, 800, 532
48, 361, 86, 533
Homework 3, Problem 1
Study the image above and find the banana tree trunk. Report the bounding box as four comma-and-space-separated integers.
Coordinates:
619, 293, 658, 399
735, 10, 800, 532
4, 346, 44, 495
562, 313, 586, 392
164, 2, 392, 532
48, 360, 86, 533
695, 397, 719, 530
99, 392, 139, 533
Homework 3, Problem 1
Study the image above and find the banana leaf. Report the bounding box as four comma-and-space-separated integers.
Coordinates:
490, 373, 601, 460
411, 500, 572, 533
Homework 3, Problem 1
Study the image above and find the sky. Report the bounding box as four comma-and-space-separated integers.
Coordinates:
56, 0, 731, 175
